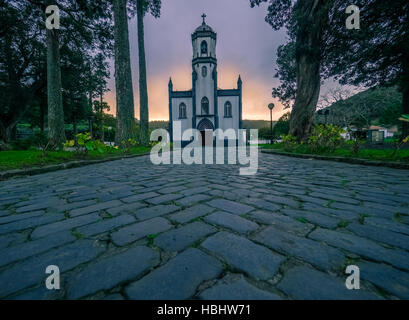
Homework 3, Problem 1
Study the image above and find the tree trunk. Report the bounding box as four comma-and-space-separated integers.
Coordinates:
289, 0, 328, 141
46, 25, 65, 148
137, 0, 149, 146
402, 83, 409, 139
73, 117, 78, 136
100, 92, 105, 142
113, 0, 135, 146
289, 55, 321, 140
401, 57, 409, 140
40, 98, 46, 132
0, 121, 14, 143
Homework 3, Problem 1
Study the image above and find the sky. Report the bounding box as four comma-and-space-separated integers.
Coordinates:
104, 0, 291, 121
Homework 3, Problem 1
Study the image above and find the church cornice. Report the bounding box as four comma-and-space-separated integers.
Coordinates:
192, 57, 217, 66
191, 31, 217, 41
170, 90, 193, 98
217, 89, 240, 97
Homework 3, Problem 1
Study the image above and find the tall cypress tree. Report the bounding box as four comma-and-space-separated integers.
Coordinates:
113, 0, 135, 145
132, 0, 161, 146
46, 0, 65, 148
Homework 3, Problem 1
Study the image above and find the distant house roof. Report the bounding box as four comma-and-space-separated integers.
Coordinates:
368, 125, 384, 130
367, 125, 398, 132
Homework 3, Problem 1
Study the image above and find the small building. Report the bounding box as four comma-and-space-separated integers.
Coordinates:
168, 14, 242, 146
366, 125, 398, 143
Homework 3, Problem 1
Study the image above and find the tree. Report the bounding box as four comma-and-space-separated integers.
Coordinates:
319, 86, 402, 130
250, 0, 333, 141
0, 1, 46, 143
45, 0, 65, 148
113, 0, 135, 145
252, 0, 409, 141
324, 1, 409, 139
93, 100, 110, 140
273, 112, 290, 138
130, 0, 161, 145
11, 0, 113, 148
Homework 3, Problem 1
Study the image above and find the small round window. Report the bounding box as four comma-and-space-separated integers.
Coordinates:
202, 66, 207, 77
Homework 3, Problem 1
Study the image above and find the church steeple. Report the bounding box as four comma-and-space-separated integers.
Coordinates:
191, 14, 217, 61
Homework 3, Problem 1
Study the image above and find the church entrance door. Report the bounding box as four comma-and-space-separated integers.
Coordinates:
197, 118, 214, 147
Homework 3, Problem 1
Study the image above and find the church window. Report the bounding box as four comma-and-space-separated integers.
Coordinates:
224, 101, 232, 118
201, 97, 209, 115
202, 66, 207, 77
179, 103, 187, 119
201, 41, 208, 55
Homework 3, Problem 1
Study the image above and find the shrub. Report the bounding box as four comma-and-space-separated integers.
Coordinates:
10, 138, 32, 150
308, 124, 345, 153
10, 132, 49, 151
63, 132, 115, 155
281, 134, 298, 151
120, 138, 138, 154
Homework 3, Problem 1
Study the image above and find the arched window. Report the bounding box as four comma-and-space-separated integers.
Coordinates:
201, 41, 208, 55
201, 97, 209, 115
202, 66, 207, 77
179, 103, 187, 119
224, 101, 232, 118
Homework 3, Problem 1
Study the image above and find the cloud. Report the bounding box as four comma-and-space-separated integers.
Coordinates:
104, 0, 289, 121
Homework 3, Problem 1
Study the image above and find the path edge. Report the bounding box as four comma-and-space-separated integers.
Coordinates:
261, 149, 409, 170
0, 152, 151, 181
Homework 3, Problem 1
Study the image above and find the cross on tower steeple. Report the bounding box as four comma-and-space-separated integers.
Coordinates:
201, 13, 207, 25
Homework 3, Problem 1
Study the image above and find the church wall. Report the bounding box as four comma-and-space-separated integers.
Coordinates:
171, 97, 193, 139
218, 96, 239, 132
194, 63, 216, 119
192, 36, 216, 59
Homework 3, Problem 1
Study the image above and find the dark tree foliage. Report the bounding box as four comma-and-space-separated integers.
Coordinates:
251, 0, 409, 139
0, 1, 46, 143
272, 42, 296, 108
0, 0, 113, 146
273, 112, 290, 138
250, 0, 333, 141
324, 0, 409, 138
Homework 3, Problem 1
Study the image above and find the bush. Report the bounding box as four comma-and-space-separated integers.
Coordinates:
120, 138, 138, 154
10, 138, 32, 151
10, 132, 49, 151
308, 124, 345, 153
64, 132, 117, 156
281, 134, 298, 151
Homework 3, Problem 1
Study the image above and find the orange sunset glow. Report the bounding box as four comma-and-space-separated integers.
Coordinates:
103, 0, 291, 123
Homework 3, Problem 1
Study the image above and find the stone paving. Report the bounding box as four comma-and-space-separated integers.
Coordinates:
1, 151, 409, 300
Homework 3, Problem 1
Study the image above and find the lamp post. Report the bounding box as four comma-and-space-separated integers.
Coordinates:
268, 103, 275, 144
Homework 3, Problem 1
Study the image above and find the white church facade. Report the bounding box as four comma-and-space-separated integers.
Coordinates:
168, 15, 242, 146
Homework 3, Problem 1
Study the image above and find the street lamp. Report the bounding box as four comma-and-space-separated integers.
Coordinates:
268, 103, 275, 144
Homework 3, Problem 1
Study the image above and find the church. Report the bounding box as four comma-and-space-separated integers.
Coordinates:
168, 14, 243, 146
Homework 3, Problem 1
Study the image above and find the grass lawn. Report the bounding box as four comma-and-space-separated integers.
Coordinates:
260, 143, 409, 162
0, 146, 151, 172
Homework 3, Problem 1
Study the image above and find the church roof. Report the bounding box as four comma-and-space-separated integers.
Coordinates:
194, 23, 214, 33
192, 14, 216, 36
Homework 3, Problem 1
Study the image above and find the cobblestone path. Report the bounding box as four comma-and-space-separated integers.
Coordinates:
1, 152, 409, 299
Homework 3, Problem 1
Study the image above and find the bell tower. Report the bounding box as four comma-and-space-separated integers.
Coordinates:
191, 14, 218, 129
